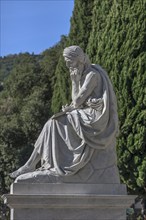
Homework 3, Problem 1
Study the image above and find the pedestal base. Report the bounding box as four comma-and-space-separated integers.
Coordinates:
2, 183, 136, 220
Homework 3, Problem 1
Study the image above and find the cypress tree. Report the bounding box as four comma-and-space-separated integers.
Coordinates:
68, 0, 94, 49
87, 0, 146, 193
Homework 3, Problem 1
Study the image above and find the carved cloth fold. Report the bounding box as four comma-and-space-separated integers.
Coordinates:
34, 64, 119, 176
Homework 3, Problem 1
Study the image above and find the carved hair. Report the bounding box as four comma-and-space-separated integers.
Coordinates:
63, 45, 91, 65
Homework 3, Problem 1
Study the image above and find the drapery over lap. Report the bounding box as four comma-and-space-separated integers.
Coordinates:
34, 64, 119, 177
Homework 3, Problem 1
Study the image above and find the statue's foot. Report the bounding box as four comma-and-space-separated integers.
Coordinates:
10, 165, 35, 179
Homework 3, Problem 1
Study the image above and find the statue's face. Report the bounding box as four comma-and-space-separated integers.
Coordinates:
64, 57, 78, 69
64, 56, 84, 81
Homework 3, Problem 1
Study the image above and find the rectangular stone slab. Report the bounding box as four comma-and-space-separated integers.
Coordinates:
3, 193, 136, 220
10, 183, 127, 195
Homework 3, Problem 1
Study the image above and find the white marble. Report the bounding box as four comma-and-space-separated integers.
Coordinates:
10, 46, 120, 185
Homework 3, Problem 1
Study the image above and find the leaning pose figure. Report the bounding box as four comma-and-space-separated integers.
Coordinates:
10, 46, 120, 183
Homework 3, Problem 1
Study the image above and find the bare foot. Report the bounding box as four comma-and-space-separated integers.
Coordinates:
10, 165, 35, 179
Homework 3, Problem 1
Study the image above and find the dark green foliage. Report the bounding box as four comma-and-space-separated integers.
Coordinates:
69, 0, 94, 49
87, 0, 146, 193
0, 53, 40, 82
0, 54, 19, 81
0, 42, 63, 197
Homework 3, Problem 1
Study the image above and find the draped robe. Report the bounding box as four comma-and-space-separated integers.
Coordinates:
16, 64, 120, 183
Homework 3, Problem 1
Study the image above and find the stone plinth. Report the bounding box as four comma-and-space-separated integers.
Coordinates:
2, 183, 136, 220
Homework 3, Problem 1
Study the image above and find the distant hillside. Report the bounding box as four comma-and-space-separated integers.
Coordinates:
0, 53, 41, 82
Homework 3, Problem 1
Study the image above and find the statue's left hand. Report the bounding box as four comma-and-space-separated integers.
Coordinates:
62, 103, 74, 112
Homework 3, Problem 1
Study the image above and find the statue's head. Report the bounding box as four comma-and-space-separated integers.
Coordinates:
63, 46, 84, 62
63, 45, 90, 70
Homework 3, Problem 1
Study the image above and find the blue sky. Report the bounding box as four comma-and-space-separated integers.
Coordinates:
0, 0, 74, 57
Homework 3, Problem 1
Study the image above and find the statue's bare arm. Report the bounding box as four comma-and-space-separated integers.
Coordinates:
72, 72, 97, 108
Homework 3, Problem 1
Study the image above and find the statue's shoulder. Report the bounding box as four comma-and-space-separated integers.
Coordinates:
91, 64, 107, 81
85, 67, 98, 80
85, 64, 98, 75
91, 64, 100, 72
89, 64, 102, 80
83, 64, 103, 83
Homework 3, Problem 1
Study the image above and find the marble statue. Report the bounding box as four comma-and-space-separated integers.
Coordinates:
10, 46, 120, 183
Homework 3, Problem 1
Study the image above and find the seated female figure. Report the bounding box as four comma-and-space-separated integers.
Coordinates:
10, 46, 120, 183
